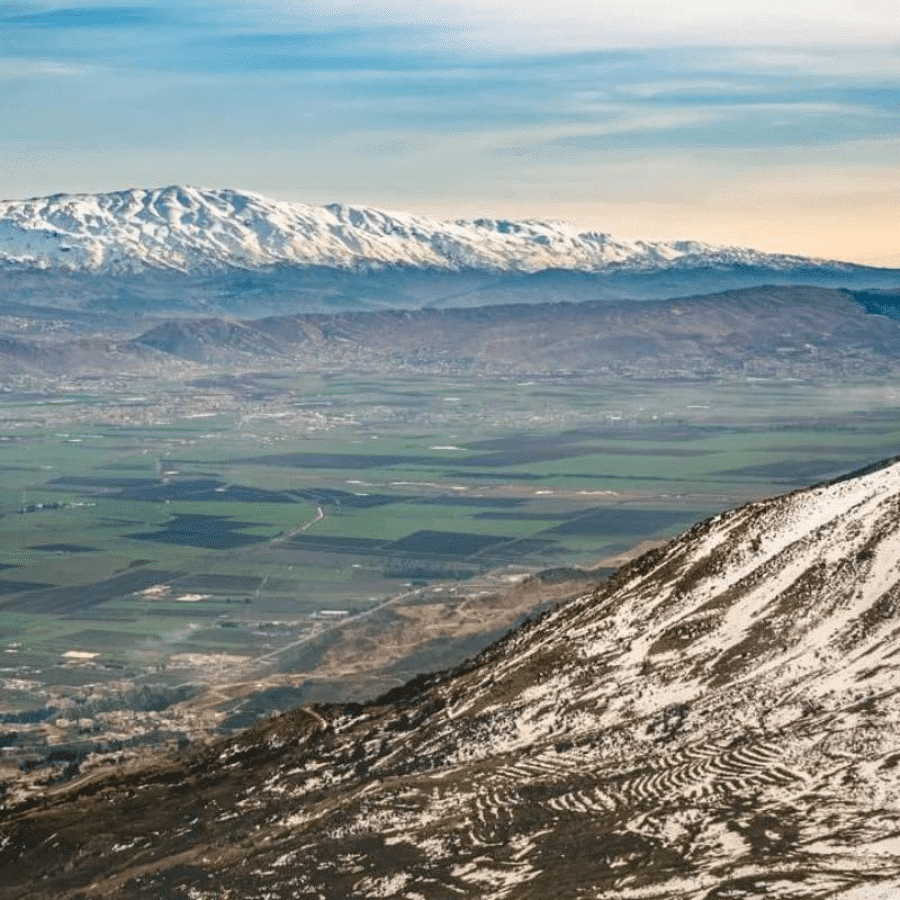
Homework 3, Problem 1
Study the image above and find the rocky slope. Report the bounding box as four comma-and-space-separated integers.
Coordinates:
4, 457, 900, 897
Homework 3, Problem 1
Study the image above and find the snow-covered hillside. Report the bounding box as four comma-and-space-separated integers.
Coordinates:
0, 185, 849, 276
6, 457, 900, 898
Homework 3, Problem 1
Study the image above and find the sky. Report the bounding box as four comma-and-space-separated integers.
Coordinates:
1, 1, 899, 265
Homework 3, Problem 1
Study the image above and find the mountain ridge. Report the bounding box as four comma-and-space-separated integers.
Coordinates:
0, 184, 868, 277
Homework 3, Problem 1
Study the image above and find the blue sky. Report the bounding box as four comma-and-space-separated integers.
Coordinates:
1, 1, 899, 264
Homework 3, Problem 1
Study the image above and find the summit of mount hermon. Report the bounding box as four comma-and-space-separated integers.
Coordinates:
0, 184, 861, 276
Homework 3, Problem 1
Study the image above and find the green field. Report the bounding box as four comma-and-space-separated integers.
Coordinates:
2, 370, 900, 693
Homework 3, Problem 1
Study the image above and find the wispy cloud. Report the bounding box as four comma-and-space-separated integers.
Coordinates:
0, 57, 92, 78
249, 0, 900, 50
3, 3, 166, 28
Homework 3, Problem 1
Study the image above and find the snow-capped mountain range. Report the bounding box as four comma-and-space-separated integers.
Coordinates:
0, 184, 854, 276
6, 456, 900, 898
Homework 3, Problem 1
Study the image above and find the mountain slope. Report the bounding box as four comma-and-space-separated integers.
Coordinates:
4, 459, 900, 898
0, 185, 875, 277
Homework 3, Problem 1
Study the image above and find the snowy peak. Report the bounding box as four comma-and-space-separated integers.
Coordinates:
0, 185, 847, 276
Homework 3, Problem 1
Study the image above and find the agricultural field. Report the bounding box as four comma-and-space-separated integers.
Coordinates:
2, 368, 900, 771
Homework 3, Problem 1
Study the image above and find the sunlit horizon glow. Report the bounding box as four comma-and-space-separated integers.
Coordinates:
2, 1, 898, 266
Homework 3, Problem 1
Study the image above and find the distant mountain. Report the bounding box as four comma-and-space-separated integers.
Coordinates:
131, 285, 900, 378
4, 285, 895, 380
2, 186, 899, 317
5, 457, 900, 898
4, 284, 900, 380
0, 185, 860, 276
